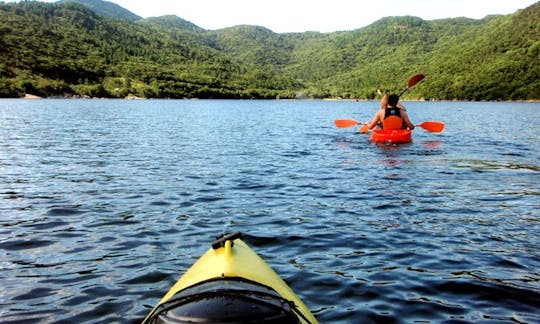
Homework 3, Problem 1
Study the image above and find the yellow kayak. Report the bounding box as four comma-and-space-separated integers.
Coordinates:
142, 232, 317, 323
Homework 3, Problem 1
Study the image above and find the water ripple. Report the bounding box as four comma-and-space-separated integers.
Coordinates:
0, 100, 538, 323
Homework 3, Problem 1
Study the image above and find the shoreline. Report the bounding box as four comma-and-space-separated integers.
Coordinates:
11, 94, 540, 103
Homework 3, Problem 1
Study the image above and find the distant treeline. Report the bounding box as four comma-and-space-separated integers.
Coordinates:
0, 0, 539, 100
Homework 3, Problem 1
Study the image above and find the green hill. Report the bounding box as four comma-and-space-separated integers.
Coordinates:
0, 0, 538, 100
59, 0, 141, 21
138, 15, 203, 32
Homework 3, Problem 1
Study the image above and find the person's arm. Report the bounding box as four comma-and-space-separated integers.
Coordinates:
367, 110, 382, 129
401, 111, 415, 129
380, 95, 389, 110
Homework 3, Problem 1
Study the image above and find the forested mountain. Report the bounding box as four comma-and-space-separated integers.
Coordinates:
60, 0, 140, 21
0, 0, 538, 100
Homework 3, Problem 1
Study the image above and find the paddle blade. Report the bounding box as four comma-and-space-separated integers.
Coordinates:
358, 123, 369, 133
408, 73, 425, 88
334, 119, 359, 128
398, 73, 425, 96
418, 121, 444, 133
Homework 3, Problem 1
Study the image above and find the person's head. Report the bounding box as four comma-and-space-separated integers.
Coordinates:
388, 94, 399, 107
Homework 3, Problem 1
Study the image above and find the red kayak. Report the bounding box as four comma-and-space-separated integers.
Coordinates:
371, 129, 412, 144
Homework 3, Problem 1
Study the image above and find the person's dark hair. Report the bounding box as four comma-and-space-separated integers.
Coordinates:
388, 94, 399, 107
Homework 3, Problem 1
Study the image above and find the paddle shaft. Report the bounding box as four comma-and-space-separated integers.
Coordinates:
335, 119, 444, 133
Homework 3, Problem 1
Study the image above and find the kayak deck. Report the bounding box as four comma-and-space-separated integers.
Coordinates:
143, 232, 317, 323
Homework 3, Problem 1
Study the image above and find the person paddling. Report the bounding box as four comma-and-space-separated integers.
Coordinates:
367, 94, 414, 130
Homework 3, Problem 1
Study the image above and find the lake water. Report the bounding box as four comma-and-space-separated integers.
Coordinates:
0, 99, 538, 323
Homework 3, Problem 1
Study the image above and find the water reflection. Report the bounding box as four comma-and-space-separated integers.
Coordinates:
421, 140, 442, 149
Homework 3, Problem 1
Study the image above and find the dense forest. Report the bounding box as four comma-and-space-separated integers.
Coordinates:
0, 0, 539, 100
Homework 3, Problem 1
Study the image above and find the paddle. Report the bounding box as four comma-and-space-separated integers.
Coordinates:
398, 73, 425, 96
334, 119, 444, 133
334, 119, 361, 128
333, 119, 370, 133
335, 73, 425, 126
416, 121, 444, 133
358, 123, 370, 133
335, 73, 429, 133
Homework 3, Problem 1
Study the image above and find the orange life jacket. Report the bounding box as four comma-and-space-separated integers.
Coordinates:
382, 107, 404, 130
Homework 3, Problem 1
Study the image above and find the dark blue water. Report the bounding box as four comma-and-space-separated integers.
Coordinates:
1, 99, 538, 323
